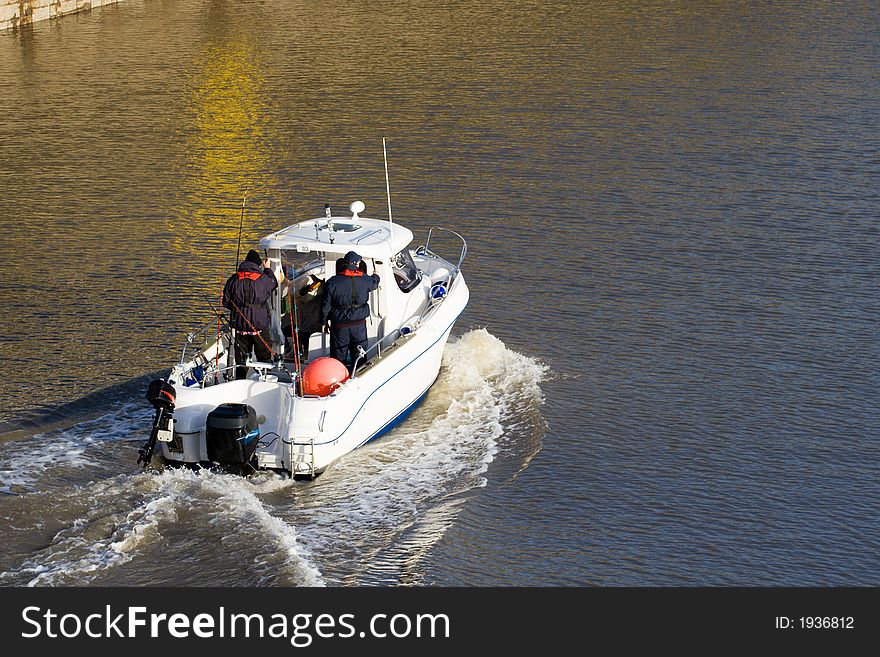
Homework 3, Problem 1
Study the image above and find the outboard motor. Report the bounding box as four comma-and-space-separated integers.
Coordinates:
138, 379, 176, 467
206, 403, 260, 472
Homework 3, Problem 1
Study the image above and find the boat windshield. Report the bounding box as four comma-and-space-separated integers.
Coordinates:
280, 250, 323, 279
392, 249, 421, 292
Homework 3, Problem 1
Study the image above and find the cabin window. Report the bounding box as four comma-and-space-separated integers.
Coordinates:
392, 249, 421, 293
280, 250, 323, 279
278, 250, 324, 314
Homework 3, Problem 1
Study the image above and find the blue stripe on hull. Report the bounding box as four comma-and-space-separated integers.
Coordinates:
298, 313, 461, 449
357, 379, 436, 449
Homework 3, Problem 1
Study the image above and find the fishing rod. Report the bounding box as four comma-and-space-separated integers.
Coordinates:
201, 295, 237, 384
234, 188, 250, 269
219, 188, 251, 376
204, 294, 273, 357
221, 295, 277, 360
282, 252, 302, 381
203, 294, 235, 331
205, 294, 296, 383
212, 291, 299, 380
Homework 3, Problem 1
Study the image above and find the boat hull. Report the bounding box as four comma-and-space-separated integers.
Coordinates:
160, 276, 468, 476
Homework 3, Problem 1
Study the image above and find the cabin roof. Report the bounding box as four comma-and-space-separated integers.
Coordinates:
260, 215, 414, 258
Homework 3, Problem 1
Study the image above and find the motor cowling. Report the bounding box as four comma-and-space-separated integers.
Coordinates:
146, 379, 176, 411
206, 403, 260, 467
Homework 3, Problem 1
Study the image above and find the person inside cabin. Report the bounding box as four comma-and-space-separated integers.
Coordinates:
321, 250, 380, 370
222, 249, 279, 380
282, 275, 324, 360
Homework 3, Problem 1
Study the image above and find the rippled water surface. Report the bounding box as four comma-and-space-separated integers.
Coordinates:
0, 0, 878, 585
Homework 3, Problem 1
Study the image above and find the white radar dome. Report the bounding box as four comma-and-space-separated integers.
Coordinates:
350, 200, 365, 219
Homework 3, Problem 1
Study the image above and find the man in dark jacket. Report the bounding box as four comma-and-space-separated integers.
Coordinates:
320, 250, 380, 369
223, 249, 278, 379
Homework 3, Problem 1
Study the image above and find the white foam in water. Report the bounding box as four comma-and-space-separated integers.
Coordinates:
1, 468, 323, 587
0, 403, 151, 490
1, 474, 179, 587
291, 328, 547, 581
191, 470, 324, 586
149, 469, 323, 586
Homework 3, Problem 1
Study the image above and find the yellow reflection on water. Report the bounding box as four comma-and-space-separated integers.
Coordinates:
171, 29, 278, 253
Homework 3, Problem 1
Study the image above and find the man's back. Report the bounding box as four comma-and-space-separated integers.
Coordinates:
223, 260, 278, 332
321, 271, 380, 325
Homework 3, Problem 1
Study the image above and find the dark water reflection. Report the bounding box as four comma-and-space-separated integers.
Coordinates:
0, 0, 878, 585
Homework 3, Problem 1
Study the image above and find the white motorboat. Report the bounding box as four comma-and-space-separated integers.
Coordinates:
139, 200, 468, 477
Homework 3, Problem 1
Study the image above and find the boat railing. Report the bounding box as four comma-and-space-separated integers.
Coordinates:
350, 327, 407, 379
173, 318, 240, 388
349, 228, 467, 379
421, 226, 467, 283
178, 317, 222, 366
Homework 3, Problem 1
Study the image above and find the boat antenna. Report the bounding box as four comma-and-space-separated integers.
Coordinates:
325, 203, 334, 243
383, 137, 394, 230
234, 187, 250, 268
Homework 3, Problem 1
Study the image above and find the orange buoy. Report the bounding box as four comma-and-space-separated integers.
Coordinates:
301, 357, 349, 396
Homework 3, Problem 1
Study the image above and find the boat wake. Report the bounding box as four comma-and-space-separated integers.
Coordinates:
0, 403, 151, 491
283, 328, 548, 584
0, 474, 181, 586
0, 470, 323, 587
0, 329, 546, 586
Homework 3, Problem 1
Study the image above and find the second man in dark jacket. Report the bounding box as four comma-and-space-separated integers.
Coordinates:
320, 250, 380, 368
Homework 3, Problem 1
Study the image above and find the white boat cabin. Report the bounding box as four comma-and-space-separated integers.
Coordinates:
260, 203, 454, 364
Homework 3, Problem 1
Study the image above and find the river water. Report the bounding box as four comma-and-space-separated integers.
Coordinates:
0, 0, 878, 586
